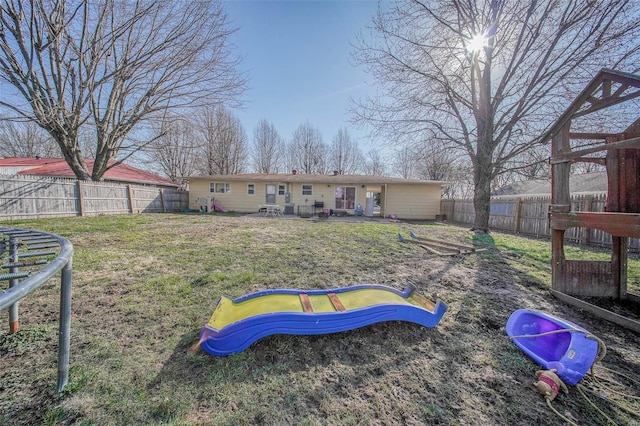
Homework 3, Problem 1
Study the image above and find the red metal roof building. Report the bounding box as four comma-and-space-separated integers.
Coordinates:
0, 157, 179, 189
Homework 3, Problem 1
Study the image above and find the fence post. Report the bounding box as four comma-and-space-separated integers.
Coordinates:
127, 185, 135, 214
159, 189, 166, 212
451, 200, 455, 223
76, 180, 85, 216
514, 198, 523, 234
582, 196, 592, 245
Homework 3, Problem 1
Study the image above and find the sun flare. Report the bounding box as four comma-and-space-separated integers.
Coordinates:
467, 33, 485, 53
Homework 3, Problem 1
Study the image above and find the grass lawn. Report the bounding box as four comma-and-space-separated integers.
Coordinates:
1, 214, 639, 425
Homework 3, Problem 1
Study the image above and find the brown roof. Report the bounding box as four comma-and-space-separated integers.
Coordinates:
0, 157, 178, 187
188, 173, 447, 186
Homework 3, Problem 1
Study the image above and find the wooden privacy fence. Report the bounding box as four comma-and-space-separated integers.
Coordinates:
440, 193, 640, 249
0, 175, 188, 220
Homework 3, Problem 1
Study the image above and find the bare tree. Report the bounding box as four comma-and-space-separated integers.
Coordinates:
0, 0, 245, 180
571, 160, 606, 175
392, 146, 416, 179
499, 145, 550, 186
281, 139, 295, 174
363, 148, 387, 176
415, 143, 455, 181
251, 119, 285, 173
414, 142, 473, 198
443, 167, 474, 199
329, 128, 363, 174
196, 106, 247, 175
290, 121, 326, 174
0, 119, 57, 157
146, 116, 198, 183
353, 0, 640, 232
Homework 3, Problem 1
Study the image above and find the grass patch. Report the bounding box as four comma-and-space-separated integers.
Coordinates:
1, 214, 639, 425
0, 325, 54, 355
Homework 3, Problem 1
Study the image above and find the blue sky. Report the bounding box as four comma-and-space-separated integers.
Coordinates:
222, 0, 383, 153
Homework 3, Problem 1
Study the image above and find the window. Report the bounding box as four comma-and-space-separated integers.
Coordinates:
210, 182, 230, 193
247, 184, 255, 195
278, 184, 286, 196
335, 186, 356, 209
302, 185, 313, 196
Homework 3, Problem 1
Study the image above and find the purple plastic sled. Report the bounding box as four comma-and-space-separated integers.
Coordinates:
506, 309, 599, 385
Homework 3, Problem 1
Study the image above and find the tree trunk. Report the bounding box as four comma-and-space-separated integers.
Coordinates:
471, 34, 495, 234
55, 132, 91, 181
92, 131, 111, 181
472, 117, 494, 233
472, 159, 492, 233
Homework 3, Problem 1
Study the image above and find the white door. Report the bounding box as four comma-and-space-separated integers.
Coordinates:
265, 185, 276, 204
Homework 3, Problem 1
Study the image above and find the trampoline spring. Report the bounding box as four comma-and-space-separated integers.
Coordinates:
0, 272, 30, 281
1, 259, 48, 269
1, 232, 35, 239
17, 250, 57, 258
14, 235, 54, 240
26, 243, 60, 250
21, 238, 58, 245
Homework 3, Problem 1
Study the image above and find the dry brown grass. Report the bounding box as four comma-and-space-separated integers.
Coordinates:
0, 213, 639, 425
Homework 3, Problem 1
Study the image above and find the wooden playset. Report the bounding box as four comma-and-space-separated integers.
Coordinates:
545, 69, 640, 331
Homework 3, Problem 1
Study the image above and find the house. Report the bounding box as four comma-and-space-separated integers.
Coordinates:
0, 157, 180, 189
187, 172, 448, 220
492, 172, 607, 197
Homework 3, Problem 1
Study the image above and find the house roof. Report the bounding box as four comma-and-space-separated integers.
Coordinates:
0, 157, 179, 188
493, 172, 607, 196
187, 173, 448, 186
0, 157, 66, 168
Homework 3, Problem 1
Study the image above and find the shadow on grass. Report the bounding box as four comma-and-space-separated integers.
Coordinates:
456, 233, 640, 425
146, 227, 640, 425
150, 320, 449, 389
147, 320, 452, 423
